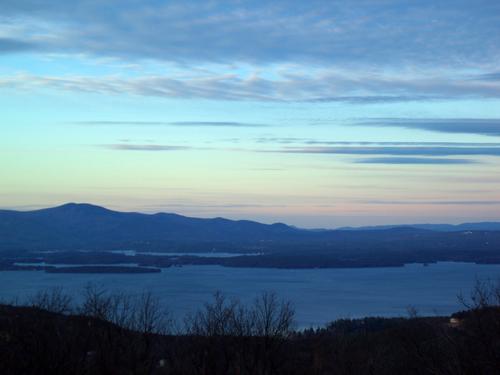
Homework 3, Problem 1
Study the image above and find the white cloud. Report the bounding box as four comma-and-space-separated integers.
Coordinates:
1, 69, 500, 103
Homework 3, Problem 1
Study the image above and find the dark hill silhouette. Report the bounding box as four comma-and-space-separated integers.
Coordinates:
0, 203, 303, 250
338, 222, 500, 232
1, 204, 500, 266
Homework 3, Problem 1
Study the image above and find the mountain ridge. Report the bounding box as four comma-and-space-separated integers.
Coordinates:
337, 222, 500, 232
2, 203, 500, 267
0, 203, 304, 251
3, 202, 499, 232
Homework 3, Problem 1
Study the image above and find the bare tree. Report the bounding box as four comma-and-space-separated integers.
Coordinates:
131, 291, 171, 334
107, 291, 134, 328
28, 287, 73, 314
458, 277, 500, 310
185, 291, 241, 336
252, 291, 295, 338
185, 291, 295, 338
182, 291, 295, 374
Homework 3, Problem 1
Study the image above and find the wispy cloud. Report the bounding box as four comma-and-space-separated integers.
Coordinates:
1, 1, 500, 104
150, 203, 287, 209
103, 144, 191, 151
255, 138, 500, 147
77, 120, 267, 127
305, 95, 441, 104
2, 0, 500, 69
101, 142, 500, 160
363, 199, 500, 206
0, 37, 36, 53
471, 72, 500, 81
271, 146, 500, 156
2, 72, 500, 103
355, 157, 478, 165
256, 144, 500, 165
79, 121, 171, 126
168, 121, 267, 127
355, 118, 500, 137
103, 142, 497, 166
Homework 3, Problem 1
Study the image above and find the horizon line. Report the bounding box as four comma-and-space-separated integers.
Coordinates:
2, 202, 500, 231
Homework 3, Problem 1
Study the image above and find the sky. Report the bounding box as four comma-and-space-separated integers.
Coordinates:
1, 0, 500, 228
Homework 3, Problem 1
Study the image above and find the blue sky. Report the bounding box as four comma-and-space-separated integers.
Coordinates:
1, 0, 500, 227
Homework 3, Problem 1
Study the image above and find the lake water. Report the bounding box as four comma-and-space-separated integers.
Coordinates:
109, 250, 261, 257
14, 262, 141, 267
1, 262, 499, 328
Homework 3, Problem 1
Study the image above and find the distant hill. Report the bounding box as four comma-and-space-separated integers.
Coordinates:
337, 222, 500, 232
0, 203, 303, 251
1, 204, 500, 262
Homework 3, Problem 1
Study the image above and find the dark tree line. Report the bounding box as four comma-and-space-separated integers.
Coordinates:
0, 281, 499, 374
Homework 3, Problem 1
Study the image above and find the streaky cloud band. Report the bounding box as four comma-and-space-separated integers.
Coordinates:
1, 0, 500, 69
362, 200, 500, 206
103, 144, 192, 151
2, 72, 500, 103
254, 138, 500, 147
78, 121, 268, 127
355, 157, 478, 165
270, 146, 500, 156
0, 37, 36, 53
355, 118, 500, 136
169, 121, 267, 127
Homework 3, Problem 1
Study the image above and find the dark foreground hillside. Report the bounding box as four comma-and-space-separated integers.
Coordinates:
1, 283, 499, 375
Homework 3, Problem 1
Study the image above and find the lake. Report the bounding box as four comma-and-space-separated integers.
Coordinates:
1, 262, 499, 328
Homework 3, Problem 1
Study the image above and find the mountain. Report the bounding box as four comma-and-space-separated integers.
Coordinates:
337, 222, 500, 232
2, 203, 500, 269
1, 203, 500, 262
0, 203, 302, 251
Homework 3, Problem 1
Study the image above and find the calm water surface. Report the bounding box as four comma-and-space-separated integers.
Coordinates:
1, 262, 499, 328
109, 250, 260, 257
